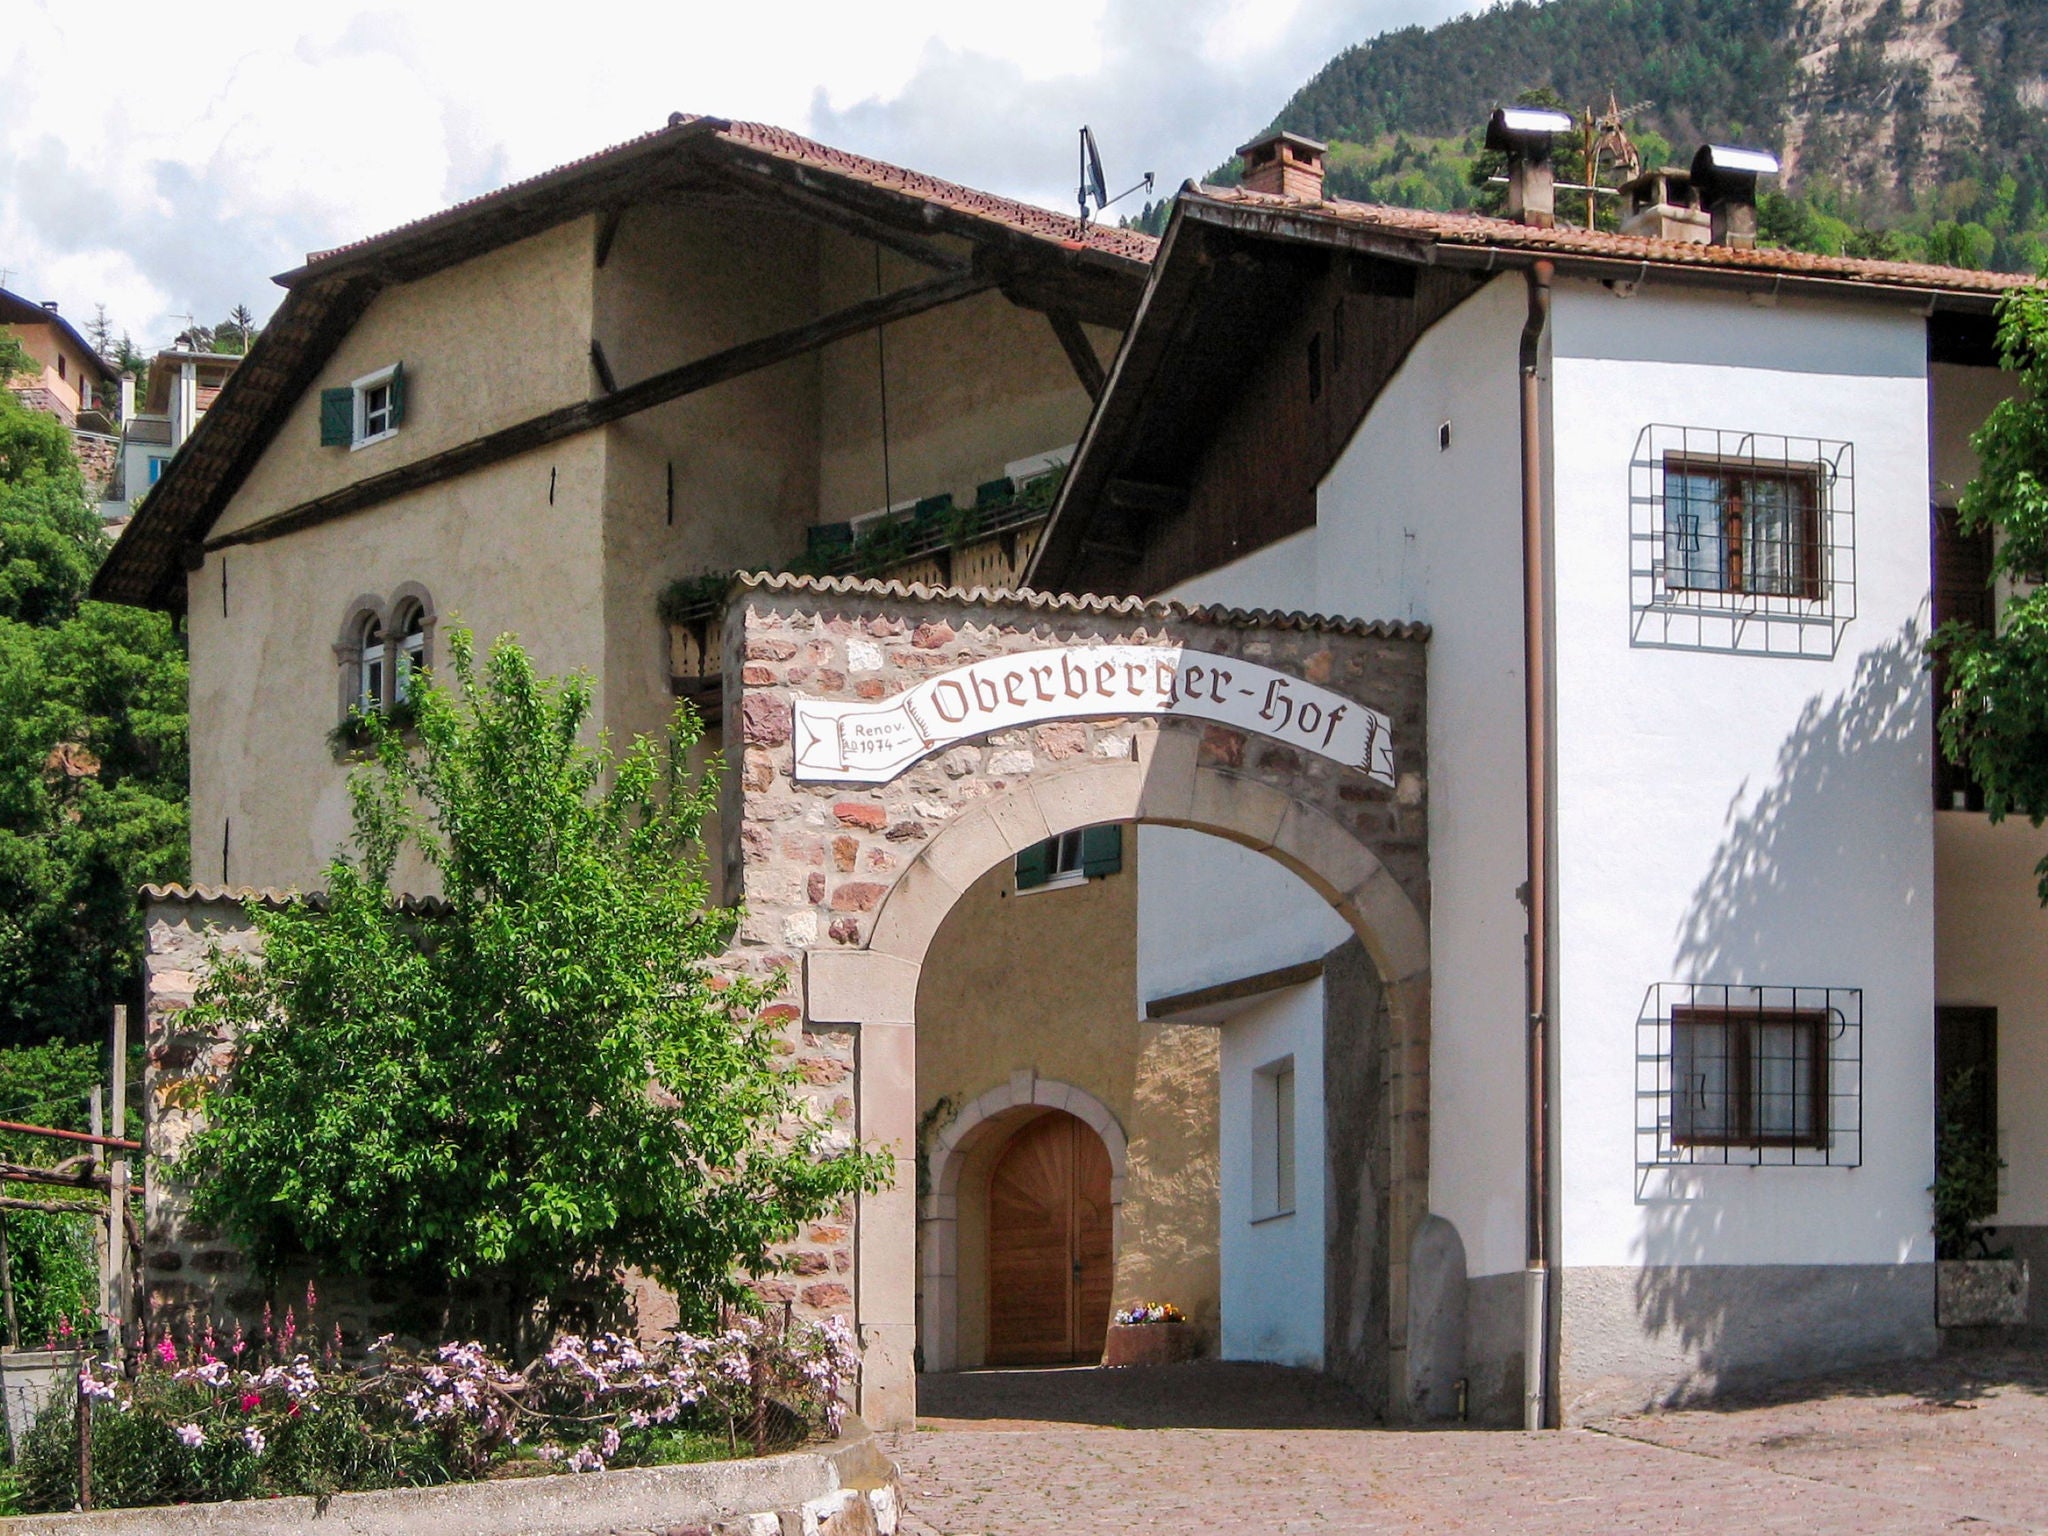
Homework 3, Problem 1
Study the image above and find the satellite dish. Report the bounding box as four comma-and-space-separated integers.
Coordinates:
1076, 125, 1152, 231
1081, 126, 1109, 208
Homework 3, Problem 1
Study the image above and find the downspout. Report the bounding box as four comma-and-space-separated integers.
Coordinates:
1519, 259, 1555, 1433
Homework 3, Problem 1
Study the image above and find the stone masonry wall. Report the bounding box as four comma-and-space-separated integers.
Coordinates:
722, 574, 1430, 1375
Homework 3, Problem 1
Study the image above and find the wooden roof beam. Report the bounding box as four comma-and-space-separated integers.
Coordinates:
699, 158, 972, 275
206, 267, 997, 553
1047, 311, 1105, 402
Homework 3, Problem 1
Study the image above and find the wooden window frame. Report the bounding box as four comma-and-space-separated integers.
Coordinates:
1671, 1005, 1830, 1150
1662, 453, 1825, 601
351, 364, 402, 450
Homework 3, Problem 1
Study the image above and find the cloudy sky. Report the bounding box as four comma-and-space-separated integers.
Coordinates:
2, 0, 1470, 350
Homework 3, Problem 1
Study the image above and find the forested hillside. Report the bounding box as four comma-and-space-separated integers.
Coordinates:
1136, 0, 2048, 273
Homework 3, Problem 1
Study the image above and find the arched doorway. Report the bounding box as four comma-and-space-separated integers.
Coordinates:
729, 576, 1432, 1428
986, 1109, 1115, 1366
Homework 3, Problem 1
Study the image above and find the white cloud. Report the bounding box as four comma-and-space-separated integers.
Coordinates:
3, 0, 1466, 351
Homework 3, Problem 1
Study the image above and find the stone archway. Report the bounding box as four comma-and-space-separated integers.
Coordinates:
922, 1073, 1129, 1373
723, 573, 1430, 1430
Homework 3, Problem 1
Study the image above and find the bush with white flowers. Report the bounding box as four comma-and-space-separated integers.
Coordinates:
16, 1287, 860, 1513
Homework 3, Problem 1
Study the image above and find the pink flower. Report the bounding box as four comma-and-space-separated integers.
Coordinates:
240, 1392, 261, 1413
155, 1334, 179, 1368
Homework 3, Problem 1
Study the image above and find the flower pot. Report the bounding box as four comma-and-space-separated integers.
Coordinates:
1102, 1319, 1194, 1368
1936, 1257, 2029, 1328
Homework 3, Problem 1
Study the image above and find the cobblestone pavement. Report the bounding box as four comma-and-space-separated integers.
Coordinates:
886, 1351, 2048, 1533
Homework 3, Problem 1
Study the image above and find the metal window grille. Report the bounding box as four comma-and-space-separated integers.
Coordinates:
1630, 426, 1856, 658
1637, 984, 1862, 1169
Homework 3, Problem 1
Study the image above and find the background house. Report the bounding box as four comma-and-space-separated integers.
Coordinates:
2, 286, 121, 498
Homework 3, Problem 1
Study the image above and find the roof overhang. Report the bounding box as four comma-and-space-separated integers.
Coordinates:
93, 117, 1158, 613
1029, 187, 2039, 594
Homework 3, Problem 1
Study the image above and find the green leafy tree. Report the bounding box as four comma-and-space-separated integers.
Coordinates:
1935, 289, 2048, 889
183, 631, 888, 1347
0, 386, 189, 1046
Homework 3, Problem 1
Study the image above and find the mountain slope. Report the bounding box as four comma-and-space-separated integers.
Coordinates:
1149, 0, 2048, 273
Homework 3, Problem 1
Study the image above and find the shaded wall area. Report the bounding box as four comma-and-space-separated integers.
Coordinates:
915, 849, 1221, 1365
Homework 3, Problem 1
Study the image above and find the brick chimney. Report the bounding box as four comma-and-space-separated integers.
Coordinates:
1236, 129, 1327, 200
1690, 144, 1780, 249
1485, 107, 1575, 228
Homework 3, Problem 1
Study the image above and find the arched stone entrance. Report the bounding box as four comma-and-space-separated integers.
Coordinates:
722, 574, 1429, 1430
922, 1073, 1129, 1373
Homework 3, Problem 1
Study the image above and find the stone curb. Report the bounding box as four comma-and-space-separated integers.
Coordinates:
0, 1419, 898, 1536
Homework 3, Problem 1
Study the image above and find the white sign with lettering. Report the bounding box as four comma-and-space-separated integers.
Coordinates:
791, 644, 1394, 786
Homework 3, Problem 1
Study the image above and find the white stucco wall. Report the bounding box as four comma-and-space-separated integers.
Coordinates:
1137, 276, 1531, 1282
1218, 979, 1325, 1366
1547, 281, 1935, 1269
1315, 274, 1531, 1281
1135, 533, 1348, 1004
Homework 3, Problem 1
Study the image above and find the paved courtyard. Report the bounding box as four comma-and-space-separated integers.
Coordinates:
885, 1349, 2048, 1533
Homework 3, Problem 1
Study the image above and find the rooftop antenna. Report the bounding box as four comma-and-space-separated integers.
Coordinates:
1077, 126, 1154, 233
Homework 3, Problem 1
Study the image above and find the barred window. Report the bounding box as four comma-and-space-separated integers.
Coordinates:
1639, 984, 1861, 1170
1671, 1005, 1827, 1149
1629, 427, 1855, 657
1665, 461, 1822, 600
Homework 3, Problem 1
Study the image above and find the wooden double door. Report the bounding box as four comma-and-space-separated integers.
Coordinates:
987, 1110, 1114, 1365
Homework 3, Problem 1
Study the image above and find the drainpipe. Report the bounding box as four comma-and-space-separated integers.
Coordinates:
1519, 259, 1555, 1433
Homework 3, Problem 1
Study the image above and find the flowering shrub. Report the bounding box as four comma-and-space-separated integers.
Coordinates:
17, 1291, 860, 1513
1112, 1302, 1185, 1326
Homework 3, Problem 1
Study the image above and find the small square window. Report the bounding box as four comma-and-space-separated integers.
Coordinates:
1014, 824, 1121, 892
147, 456, 169, 484
1671, 1005, 1828, 1150
344, 363, 405, 449
1663, 458, 1823, 599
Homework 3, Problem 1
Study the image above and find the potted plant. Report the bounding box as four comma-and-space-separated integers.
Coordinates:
1102, 1302, 1193, 1368
1932, 1066, 2029, 1328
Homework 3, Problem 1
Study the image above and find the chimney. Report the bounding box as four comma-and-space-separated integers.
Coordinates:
1235, 129, 1328, 200
1690, 144, 1780, 249
1619, 166, 1710, 245
120, 373, 136, 422
1486, 107, 1575, 228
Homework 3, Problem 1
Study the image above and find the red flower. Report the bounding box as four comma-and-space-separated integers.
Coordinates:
240, 1393, 261, 1413
287, 1401, 301, 1420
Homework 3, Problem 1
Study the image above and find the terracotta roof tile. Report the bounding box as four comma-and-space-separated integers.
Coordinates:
303, 115, 1156, 273
1193, 184, 2040, 299
731, 569, 1429, 640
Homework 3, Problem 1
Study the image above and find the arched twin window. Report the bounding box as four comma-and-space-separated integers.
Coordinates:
335, 587, 436, 726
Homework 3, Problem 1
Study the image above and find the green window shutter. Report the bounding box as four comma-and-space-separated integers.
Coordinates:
318, 387, 353, 446
1014, 838, 1052, 891
1080, 823, 1123, 878
387, 362, 407, 426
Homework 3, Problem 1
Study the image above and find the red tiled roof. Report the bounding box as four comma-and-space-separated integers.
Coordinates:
300, 115, 1156, 276
1192, 184, 2039, 299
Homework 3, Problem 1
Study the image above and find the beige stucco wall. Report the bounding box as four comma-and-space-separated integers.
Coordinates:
6, 320, 98, 417
1935, 812, 2048, 1226
216, 218, 601, 540
187, 432, 609, 892
595, 201, 822, 764
814, 235, 1107, 521
184, 195, 1120, 896
915, 853, 1221, 1365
